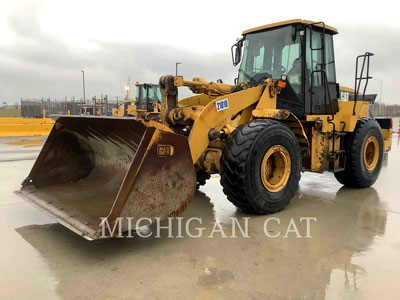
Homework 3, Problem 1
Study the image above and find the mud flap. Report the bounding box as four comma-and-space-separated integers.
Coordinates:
15, 116, 196, 240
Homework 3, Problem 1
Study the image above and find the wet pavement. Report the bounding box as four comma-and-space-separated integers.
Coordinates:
0, 136, 45, 162
1, 131, 400, 300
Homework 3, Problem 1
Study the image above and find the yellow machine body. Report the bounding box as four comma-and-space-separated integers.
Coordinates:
160, 76, 379, 175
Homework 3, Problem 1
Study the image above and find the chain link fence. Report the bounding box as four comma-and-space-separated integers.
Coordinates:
369, 103, 400, 118
21, 96, 121, 118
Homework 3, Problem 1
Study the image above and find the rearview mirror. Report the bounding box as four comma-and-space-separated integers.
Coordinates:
231, 39, 243, 66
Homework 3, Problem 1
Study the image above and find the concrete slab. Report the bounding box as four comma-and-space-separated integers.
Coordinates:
1, 132, 400, 299
0, 136, 46, 162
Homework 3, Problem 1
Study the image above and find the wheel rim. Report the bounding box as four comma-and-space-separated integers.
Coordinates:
363, 136, 379, 171
260, 145, 291, 192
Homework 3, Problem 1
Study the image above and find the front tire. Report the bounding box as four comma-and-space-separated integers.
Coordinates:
220, 120, 301, 214
334, 118, 384, 188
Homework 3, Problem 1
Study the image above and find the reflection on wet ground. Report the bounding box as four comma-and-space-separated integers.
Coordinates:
0, 136, 46, 162
0, 134, 400, 299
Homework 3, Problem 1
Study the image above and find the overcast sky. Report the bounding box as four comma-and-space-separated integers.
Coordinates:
0, 0, 399, 104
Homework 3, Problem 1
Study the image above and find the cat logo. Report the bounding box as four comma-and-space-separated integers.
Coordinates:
157, 145, 174, 157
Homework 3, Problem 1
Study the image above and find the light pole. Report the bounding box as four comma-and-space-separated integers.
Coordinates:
176, 62, 181, 76
372, 78, 383, 116
81, 70, 86, 103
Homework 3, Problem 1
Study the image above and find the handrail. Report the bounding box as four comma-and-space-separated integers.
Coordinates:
353, 52, 374, 115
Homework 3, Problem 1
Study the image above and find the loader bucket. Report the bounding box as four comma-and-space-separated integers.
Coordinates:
15, 116, 196, 240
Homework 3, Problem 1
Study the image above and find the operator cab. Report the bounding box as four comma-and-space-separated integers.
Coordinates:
232, 19, 339, 117
135, 83, 162, 112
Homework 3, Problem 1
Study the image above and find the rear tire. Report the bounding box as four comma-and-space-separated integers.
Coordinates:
220, 120, 301, 214
334, 118, 384, 188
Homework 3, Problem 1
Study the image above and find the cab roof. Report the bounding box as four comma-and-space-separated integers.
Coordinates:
135, 83, 160, 87
242, 19, 338, 35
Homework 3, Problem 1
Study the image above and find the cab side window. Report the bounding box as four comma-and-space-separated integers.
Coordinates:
306, 29, 336, 86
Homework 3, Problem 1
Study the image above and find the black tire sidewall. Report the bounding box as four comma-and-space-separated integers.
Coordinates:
245, 123, 301, 211
353, 121, 384, 186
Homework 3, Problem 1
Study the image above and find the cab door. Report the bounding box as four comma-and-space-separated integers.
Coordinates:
304, 28, 338, 115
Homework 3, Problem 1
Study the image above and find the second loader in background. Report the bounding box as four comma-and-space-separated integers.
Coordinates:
113, 82, 161, 119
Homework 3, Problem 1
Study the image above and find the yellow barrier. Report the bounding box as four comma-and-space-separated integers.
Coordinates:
0, 118, 55, 137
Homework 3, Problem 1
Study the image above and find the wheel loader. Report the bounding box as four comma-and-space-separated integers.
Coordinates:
112, 83, 161, 119
16, 19, 393, 240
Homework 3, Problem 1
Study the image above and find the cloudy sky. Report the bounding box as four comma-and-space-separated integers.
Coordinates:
0, 0, 399, 104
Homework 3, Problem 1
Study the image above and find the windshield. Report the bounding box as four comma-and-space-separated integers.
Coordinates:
238, 25, 301, 86
147, 86, 161, 103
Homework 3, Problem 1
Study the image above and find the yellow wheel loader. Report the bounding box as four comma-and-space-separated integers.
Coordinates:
16, 19, 393, 240
112, 83, 161, 119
